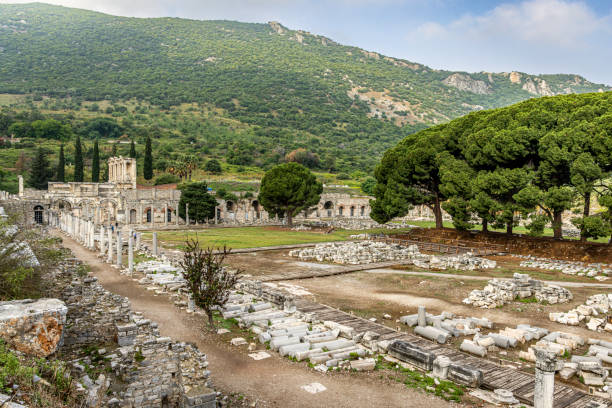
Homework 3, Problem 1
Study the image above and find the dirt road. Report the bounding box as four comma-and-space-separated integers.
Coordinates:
55, 231, 455, 408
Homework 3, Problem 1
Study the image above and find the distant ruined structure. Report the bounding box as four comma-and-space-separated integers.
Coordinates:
1, 157, 379, 228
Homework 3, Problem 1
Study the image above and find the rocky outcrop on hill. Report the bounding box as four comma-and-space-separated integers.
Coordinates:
443, 73, 492, 95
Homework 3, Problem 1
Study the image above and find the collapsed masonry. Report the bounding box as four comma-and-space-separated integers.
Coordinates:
289, 241, 497, 270
0, 256, 216, 408
462, 273, 572, 308
517, 255, 611, 281
549, 293, 612, 332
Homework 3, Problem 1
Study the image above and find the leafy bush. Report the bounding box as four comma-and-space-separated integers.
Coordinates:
154, 173, 180, 185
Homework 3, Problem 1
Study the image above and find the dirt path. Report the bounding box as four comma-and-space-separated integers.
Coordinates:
367, 268, 612, 289
55, 231, 455, 408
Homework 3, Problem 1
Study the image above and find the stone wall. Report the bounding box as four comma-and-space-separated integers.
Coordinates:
45, 255, 216, 408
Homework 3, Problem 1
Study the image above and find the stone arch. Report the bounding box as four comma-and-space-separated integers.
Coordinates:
226, 201, 235, 212
33, 205, 44, 224
350, 206, 355, 217
53, 199, 72, 211
338, 206, 344, 216
360, 206, 365, 216
99, 199, 118, 224
323, 201, 334, 217
129, 208, 137, 224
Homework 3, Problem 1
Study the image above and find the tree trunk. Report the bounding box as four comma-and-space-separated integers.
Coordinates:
206, 310, 215, 329
481, 218, 488, 233
506, 222, 513, 235
287, 212, 293, 226
433, 194, 443, 229
580, 191, 591, 242
553, 210, 563, 240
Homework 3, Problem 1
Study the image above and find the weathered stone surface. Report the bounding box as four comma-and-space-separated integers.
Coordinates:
447, 363, 483, 387
463, 273, 572, 308
0, 298, 67, 357
388, 341, 435, 371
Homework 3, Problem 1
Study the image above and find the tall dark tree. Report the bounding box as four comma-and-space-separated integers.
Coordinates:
74, 135, 84, 182
28, 147, 52, 190
92, 139, 100, 182
56, 144, 65, 182
111, 142, 117, 156
129, 140, 136, 158
144, 136, 153, 180
178, 182, 218, 223
258, 162, 323, 226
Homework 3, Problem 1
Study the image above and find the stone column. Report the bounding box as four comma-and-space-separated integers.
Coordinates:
107, 227, 113, 263
18, 175, 24, 197
152, 232, 158, 257
136, 232, 141, 250
534, 348, 557, 408
214, 206, 218, 224
417, 305, 427, 327
175, 205, 179, 226
100, 226, 106, 255
128, 230, 134, 276
151, 207, 155, 227
164, 204, 168, 226
186, 203, 189, 226
116, 228, 122, 267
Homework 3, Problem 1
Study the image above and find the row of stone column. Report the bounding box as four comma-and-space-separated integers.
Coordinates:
53, 211, 157, 276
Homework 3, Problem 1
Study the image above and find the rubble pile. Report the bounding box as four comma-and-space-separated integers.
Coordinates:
220, 292, 375, 372
289, 241, 422, 264
400, 307, 493, 345
517, 255, 611, 281
549, 294, 612, 332
290, 241, 497, 270
462, 273, 572, 308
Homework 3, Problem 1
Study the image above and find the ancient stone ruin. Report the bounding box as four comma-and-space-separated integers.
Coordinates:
462, 273, 572, 308
290, 240, 497, 270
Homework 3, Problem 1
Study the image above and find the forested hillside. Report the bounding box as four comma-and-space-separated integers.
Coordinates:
0, 3, 609, 188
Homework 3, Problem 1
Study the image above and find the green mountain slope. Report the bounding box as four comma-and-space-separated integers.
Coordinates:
0, 3, 609, 176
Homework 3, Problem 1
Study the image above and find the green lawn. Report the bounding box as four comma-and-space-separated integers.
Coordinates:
143, 226, 413, 250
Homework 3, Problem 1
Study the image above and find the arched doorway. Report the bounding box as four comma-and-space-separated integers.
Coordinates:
350, 206, 355, 217
167, 208, 172, 222
129, 209, 137, 224
324, 201, 333, 217
146, 208, 152, 223
338, 206, 344, 216
252, 200, 260, 220
34, 205, 44, 224
360, 206, 365, 216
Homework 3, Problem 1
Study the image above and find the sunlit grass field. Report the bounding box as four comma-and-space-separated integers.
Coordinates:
143, 226, 413, 250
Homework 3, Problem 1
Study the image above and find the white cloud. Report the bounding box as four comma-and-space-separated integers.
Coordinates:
414, 0, 610, 49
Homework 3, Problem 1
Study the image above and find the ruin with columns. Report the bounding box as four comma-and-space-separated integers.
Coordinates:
2, 156, 382, 228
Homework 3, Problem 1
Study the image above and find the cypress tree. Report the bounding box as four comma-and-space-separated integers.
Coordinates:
28, 147, 51, 190
74, 135, 84, 182
92, 139, 100, 182
57, 144, 65, 182
111, 142, 117, 156
129, 140, 136, 158
144, 136, 153, 180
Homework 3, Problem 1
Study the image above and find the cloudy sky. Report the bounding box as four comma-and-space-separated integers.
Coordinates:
2, 0, 611, 85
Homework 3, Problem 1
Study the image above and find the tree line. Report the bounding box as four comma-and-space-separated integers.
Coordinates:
371, 92, 612, 242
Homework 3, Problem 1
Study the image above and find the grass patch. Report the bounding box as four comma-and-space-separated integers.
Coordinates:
144, 226, 414, 250
376, 356, 464, 402
0, 339, 79, 406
